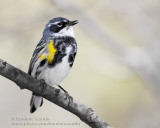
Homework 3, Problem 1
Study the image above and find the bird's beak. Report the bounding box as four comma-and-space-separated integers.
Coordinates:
67, 20, 78, 26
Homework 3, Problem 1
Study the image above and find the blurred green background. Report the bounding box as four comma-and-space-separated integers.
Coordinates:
0, 0, 160, 128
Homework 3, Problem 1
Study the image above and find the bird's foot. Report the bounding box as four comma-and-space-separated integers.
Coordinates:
65, 92, 73, 106
0, 60, 6, 68
58, 85, 73, 106
40, 79, 46, 93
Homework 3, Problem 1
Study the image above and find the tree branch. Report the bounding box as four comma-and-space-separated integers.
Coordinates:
0, 59, 112, 128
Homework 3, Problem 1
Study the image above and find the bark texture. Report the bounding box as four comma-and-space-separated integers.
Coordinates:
0, 59, 112, 128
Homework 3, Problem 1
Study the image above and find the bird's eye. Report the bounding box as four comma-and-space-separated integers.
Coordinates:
57, 22, 63, 27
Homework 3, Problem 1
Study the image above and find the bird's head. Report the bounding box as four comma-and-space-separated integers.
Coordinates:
43, 17, 78, 38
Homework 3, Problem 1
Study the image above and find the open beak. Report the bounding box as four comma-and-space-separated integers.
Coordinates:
67, 20, 78, 26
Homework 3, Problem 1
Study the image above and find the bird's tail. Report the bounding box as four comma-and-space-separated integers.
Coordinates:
30, 93, 43, 113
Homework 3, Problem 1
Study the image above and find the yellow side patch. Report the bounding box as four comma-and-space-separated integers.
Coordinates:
39, 54, 46, 61
47, 40, 57, 64
39, 40, 57, 64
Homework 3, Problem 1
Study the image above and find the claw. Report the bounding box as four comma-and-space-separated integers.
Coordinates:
40, 79, 46, 93
54, 89, 60, 97
65, 92, 73, 106
40, 79, 46, 84
0, 60, 6, 68
57, 85, 73, 106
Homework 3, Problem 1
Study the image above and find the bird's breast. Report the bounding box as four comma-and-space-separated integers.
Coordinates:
38, 45, 72, 86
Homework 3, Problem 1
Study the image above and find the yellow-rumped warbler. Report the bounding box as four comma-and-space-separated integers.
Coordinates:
28, 17, 78, 113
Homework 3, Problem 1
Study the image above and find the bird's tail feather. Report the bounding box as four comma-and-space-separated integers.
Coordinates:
30, 93, 43, 113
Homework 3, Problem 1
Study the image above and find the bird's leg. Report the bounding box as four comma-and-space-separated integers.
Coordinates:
58, 85, 68, 93
58, 85, 73, 105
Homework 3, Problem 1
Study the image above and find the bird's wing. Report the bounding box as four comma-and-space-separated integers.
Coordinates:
28, 40, 47, 75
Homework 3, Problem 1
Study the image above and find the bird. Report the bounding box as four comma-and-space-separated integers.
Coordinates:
28, 17, 78, 113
